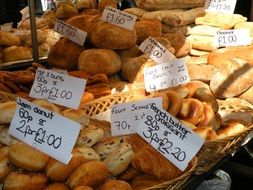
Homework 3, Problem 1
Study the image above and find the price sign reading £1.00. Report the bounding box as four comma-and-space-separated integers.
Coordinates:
101, 6, 137, 30
137, 103, 204, 171
139, 37, 175, 64
54, 19, 87, 46
29, 68, 86, 110
205, 0, 237, 13
9, 98, 81, 164
214, 29, 251, 47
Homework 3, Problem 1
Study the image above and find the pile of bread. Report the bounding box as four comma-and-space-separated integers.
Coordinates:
0, 99, 196, 190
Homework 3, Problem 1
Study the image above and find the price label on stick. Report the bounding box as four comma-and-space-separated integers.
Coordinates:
54, 19, 87, 46
144, 58, 190, 92
9, 98, 81, 164
29, 68, 86, 109
139, 37, 175, 64
101, 6, 137, 30
214, 29, 251, 47
137, 104, 204, 171
205, 0, 237, 13
111, 98, 163, 136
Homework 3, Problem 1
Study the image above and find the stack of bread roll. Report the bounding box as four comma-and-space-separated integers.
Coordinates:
0, 99, 196, 190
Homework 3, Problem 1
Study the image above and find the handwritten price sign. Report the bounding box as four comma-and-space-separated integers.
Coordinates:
29, 68, 86, 109
205, 0, 237, 13
9, 98, 81, 164
139, 37, 175, 64
144, 58, 190, 92
101, 6, 137, 30
137, 103, 204, 171
214, 29, 251, 47
54, 19, 87, 46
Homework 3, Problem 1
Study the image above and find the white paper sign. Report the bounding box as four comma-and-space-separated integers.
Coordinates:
54, 19, 87, 46
111, 98, 163, 136
9, 98, 81, 164
214, 29, 251, 47
137, 103, 204, 171
20, 6, 29, 20
144, 58, 190, 92
101, 6, 137, 30
139, 37, 175, 64
205, 0, 237, 13
29, 68, 86, 109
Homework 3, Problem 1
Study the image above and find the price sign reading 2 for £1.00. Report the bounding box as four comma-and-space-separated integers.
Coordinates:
9, 98, 81, 164
29, 68, 86, 110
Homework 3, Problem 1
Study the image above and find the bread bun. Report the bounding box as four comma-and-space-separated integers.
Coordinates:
0, 146, 13, 182
98, 0, 117, 12
165, 90, 183, 116
45, 183, 70, 190
76, 0, 98, 11
3, 172, 47, 190
19, 17, 49, 30
193, 126, 217, 140
117, 45, 142, 61
0, 31, 21, 46
67, 161, 109, 189
78, 49, 121, 75
217, 122, 246, 139
0, 101, 16, 124
9, 143, 50, 172
56, 3, 78, 19
73, 186, 93, 190
32, 99, 61, 113
99, 180, 132, 190
91, 21, 137, 49
61, 109, 90, 126
2, 46, 32, 62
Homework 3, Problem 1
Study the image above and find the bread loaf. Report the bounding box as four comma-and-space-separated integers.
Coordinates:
98, 0, 117, 12
76, 0, 98, 11
187, 35, 218, 52
188, 25, 221, 36
142, 9, 186, 22
13, 30, 47, 46
187, 64, 216, 83
217, 122, 246, 139
0, 147, 12, 182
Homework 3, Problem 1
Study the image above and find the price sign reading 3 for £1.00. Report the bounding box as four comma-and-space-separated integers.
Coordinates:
9, 98, 81, 164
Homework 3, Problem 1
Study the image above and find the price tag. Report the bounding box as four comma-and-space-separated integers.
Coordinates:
144, 58, 190, 92
205, 0, 237, 13
20, 6, 29, 20
137, 103, 204, 171
29, 68, 86, 109
139, 37, 175, 64
214, 29, 251, 47
54, 19, 87, 46
9, 98, 81, 164
101, 6, 137, 30
111, 98, 163, 136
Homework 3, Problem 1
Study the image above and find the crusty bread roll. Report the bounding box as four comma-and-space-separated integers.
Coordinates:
99, 180, 132, 190
217, 122, 246, 139
0, 101, 16, 124
45, 183, 70, 190
2, 46, 32, 62
98, 0, 117, 12
0, 31, 21, 46
78, 49, 121, 75
134, 18, 162, 45
56, 3, 78, 19
117, 45, 142, 61
3, 172, 47, 190
91, 21, 137, 50
0, 147, 12, 182
154, 37, 175, 54
32, 99, 61, 113
48, 37, 85, 71
67, 161, 109, 189
193, 126, 218, 140
76, 0, 98, 11
9, 143, 50, 172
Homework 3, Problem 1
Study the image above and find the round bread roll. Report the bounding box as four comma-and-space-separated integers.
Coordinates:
48, 37, 85, 71
78, 49, 121, 75
67, 161, 109, 189
91, 21, 137, 50
9, 143, 50, 172
56, 3, 78, 19
45, 183, 70, 190
32, 99, 61, 114
3, 172, 47, 190
98, 0, 117, 12
73, 186, 93, 190
2, 46, 32, 62
133, 18, 162, 45
99, 180, 132, 190
0, 31, 21, 46
0, 147, 13, 182
117, 45, 142, 61
0, 101, 16, 124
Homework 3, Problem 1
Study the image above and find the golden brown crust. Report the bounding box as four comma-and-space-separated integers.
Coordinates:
165, 90, 183, 116
0, 101, 17, 124
3, 70, 35, 84
44, 183, 70, 190
217, 122, 246, 139
2, 46, 33, 62
99, 180, 132, 190
0, 31, 21, 46
73, 186, 93, 190
193, 126, 218, 140
32, 99, 61, 114
56, 3, 78, 19
0, 146, 13, 182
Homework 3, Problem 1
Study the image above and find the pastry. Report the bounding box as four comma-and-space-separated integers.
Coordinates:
56, 3, 78, 19
2, 46, 32, 62
61, 109, 90, 126
0, 31, 21, 46
217, 122, 246, 139
123, 7, 147, 18
0, 146, 12, 182
193, 126, 217, 140
99, 180, 132, 190
0, 101, 16, 124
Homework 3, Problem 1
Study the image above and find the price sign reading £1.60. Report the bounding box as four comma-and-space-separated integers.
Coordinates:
29, 68, 86, 110
205, 0, 237, 13
9, 98, 81, 164
137, 103, 204, 171
215, 29, 251, 47
101, 6, 137, 30
54, 19, 87, 46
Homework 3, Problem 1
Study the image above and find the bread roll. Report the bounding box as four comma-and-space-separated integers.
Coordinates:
3, 172, 47, 190
32, 99, 61, 113
91, 21, 137, 50
78, 49, 121, 75
0, 101, 16, 124
99, 180, 132, 190
76, 0, 98, 11
56, 3, 78, 19
193, 126, 217, 140
98, 0, 117, 12
133, 18, 162, 45
13, 30, 47, 46
61, 109, 90, 126
0, 147, 12, 182
73, 186, 93, 190
0, 31, 20, 46
67, 161, 109, 189
117, 45, 141, 61
42, 10, 57, 28
217, 122, 246, 139
162, 24, 190, 36
45, 183, 70, 190
9, 143, 50, 172
0, 126, 18, 146
2, 46, 32, 62
48, 37, 85, 71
